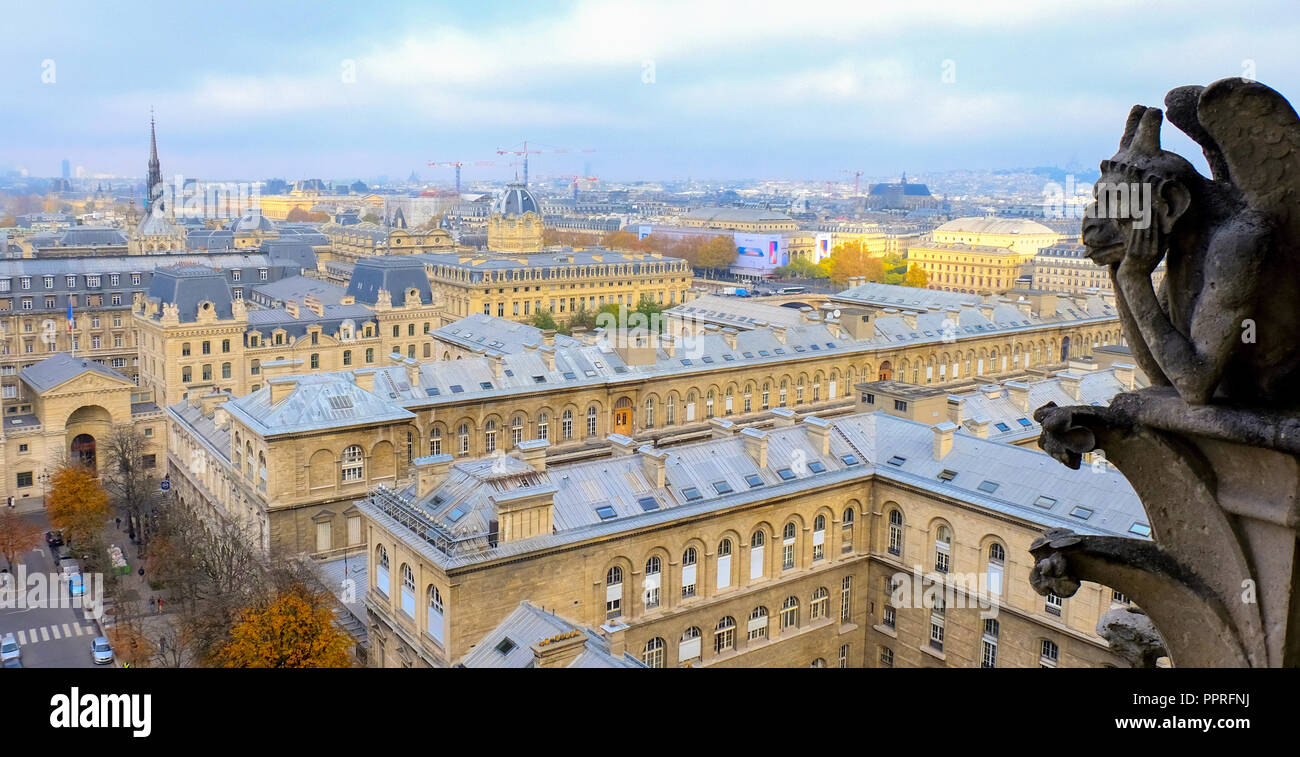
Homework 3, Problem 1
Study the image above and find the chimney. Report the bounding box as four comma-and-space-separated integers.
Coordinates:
979, 303, 996, 321
1058, 371, 1082, 401
771, 325, 787, 344
1113, 362, 1135, 390
1005, 380, 1031, 412
1015, 298, 1033, 318
285, 299, 300, 319
260, 358, 303, 381
608, 433, 638, 455
200, 390, 229, 416
531, 629, 587, 668
492, 485, 557, 543
823, 317, 841, 339
968, 416, 991, 439
403, 357, 420, 387
541, 329, 556, 348
638, 445, 668, 487
511, 439, 549, 472
352, 368, 376, 393
213, 406, 229, 429
721, 327, 738, 350
946, 396, 963, 425
269, 376, 297, 404
740, 427, 768, 468
660, 334, 675, 358
487, 350, 503, 378
708, 418, 736, 439
799, 306, 816, 324
539, 345, 556, 371
932, 421, 957, 460
414, 453, 453, 498
840, 309, 877, 341
900, 311, 917, 329
770, 407, 797, 427
303, 294, 324, 317
340, 295, 356, 305
803, 415, 831, 456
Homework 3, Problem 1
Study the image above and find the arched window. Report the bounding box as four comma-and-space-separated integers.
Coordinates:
780, 596, 799, 629
666, 395, 676, 426
680, 627, 702, 661
642, 637, 665, 668
888, 509, 904, 556
812, 514, 827, 562
987, 542, 1006, 595
537, 412, 549, 441
705, 390, 715, 418
644, 556, 662, 609
716, 538, 733, 590
810, 586, 830, 619
374, 545, 389, 595
644, 397, 655, 428
982, 617, 999, 667
484, 419, 498, 453
782, 522, 797, 570
511, 415, 523, 447
714, 617, 736, 654
427, 586, 444, 644
457, 424, 470, 455
749, 530, 765, 580
400, 564, 416, 617
841, 508, 855, 553
682, 547, 698, 598
562, 410, 573, 440
586, 405, 598, 436
935, 524, 952, 573
747, 606, 769, 640
341, 445, 364, 482
762, 382, 771, 409
605, 566, 623, 619
429, 427, 442, 456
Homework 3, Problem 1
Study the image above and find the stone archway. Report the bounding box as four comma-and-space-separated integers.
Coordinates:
71, 433, 97, 470
65, 404, 113, 474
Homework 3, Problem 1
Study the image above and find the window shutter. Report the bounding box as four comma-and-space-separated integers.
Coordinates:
347, 516, 361, 545
679, 636, 701, 660
717, 555, 731, 590
747, 615, 766, 633
750, 546, 764, 579
987, 564, 1003, 595
606, 582, 622, 603
682, 564, 697, 586
812, 530, 825, 546
644, 572, 661, 591
686, 402, 696, 422
828, 380, 837, 399
315, 522, 332, 552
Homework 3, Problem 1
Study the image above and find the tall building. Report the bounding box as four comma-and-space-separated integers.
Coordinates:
131, 115, 186, 253
485, 184, 544, 253
907, 217, 1059, 295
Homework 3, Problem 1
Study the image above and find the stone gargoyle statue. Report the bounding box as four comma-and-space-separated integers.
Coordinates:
1029, 78, 1300, 667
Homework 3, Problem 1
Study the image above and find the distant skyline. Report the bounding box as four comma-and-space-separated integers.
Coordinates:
1, 1, 1296, 182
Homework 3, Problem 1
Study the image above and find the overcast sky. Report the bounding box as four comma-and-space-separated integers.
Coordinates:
2, 0, 1297, 183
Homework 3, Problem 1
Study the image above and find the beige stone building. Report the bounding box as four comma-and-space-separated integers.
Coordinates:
485, 185, 544, 253
355, 406, 1146, 668
1, 353, 163, 504
908, 217, 1060, 295
134, 256, 445, 407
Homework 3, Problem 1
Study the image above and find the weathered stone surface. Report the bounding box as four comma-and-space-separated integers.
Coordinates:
1032, 78, 1300, 668
1097, 606, 1168, 669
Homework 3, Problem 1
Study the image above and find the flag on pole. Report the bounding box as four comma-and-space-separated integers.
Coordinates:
67, 301, 74, 332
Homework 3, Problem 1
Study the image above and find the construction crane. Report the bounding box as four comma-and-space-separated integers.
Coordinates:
426, 161, 465, 196
841, 169, 863, 196
496, 140, 596, 187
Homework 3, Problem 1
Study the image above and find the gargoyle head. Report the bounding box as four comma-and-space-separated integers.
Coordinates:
1082, 106, 1206, 265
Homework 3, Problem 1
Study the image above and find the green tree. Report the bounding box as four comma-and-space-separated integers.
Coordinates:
531, 308, 559, 331
361, 212, 382, 224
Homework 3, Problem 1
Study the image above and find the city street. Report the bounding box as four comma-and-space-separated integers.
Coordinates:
1, 509, 105, 669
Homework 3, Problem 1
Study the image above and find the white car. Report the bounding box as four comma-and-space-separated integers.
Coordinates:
0, 633, 19, 665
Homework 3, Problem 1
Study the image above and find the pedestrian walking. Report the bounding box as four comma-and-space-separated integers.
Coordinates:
115, 517, 121, 529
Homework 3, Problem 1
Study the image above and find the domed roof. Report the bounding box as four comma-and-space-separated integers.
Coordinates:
229, 209, 276, 232
492, 183, 540, 217
934, 217, 1055, 236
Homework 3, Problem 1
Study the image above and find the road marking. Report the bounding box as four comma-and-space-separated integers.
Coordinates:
50, 625, 60, 640
16, 631, 26, 644
73, 624, 85, 637
40, 627, 49, 642
62, 623, 72, 637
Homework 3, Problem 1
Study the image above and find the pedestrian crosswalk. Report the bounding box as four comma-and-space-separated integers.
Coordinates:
13, 622, 97, 646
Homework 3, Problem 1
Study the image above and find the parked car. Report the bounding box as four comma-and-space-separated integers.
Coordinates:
2, 657, 20, 668
91, 636, 114, 665
0, 633, 20, 665
45, 530, 64, 550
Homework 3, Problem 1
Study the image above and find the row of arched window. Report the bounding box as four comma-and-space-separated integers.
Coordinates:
374, 546, 446, 646
637, 577, 854, 667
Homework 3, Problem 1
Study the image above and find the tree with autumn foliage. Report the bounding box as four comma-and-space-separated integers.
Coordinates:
46, 464, 112, 547
211, 582, 353, 668
903, 264, 930, 288
825, 241, 886, 286
0, 508, 42, 571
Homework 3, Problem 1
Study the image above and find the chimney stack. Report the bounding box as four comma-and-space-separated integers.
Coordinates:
638, 446, 668, 488
803, 415, 831, 456
946, 396, 963, 425
531, 630, 587, 668
511, 439, 549, 472
1113, 362, 1135, 391
487, 350, 503, 378
304, 294, 324, 317
740, 427, 768, 468
1058, 371, 1082, 401
607, 434, 638, 455
771, 325, 787, 344
269, 377, 297, 405
722, 327, 738, 350
900, 311, 917, 329
539, 345, 556, 371
403, 357, 420, 388
541, 329, 556, 348
770, 407, 797, 427
708, 418, 736, 439
1005, 380, 1031, 412
285, 299, 300, 319
932, 421, 957, 460
352, 368, 377, 393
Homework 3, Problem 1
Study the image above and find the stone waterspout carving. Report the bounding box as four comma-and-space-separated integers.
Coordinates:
1031, 78, 1300, 667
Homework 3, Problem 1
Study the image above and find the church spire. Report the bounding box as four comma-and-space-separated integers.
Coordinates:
146, 109, 163, 214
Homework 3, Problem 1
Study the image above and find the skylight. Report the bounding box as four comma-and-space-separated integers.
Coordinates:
713, 481, 733, 494
977, 480, 1000, 494
777, 468, 795, 481
637, 496, 659, 512
1070, 506, 1094, 520
563, 371, 577, 380
1129, 522, 1152, 537
480, 382, 493, 390
744, 473, 764, 488
595, 504, 617, 520
449, 385, 464, 393
495, 638, 516, 655
840, 455, 859, 466
886, 455, 906, 466
447, 506, 467, 522
994, 422, 1010, 432
681, 487, 703, 501
808, 461, 826, 473
1033, 495, 1057, 508
938, 469, 957, 482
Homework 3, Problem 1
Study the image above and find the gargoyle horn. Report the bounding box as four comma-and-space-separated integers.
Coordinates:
1118, 105, 1146, 150
1133, 107, 1164, 155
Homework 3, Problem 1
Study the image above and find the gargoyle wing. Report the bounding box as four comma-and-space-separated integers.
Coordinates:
1198, 77, 1300, 242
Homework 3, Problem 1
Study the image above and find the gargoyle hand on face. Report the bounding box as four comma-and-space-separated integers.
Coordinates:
1120, 211, 1165, 275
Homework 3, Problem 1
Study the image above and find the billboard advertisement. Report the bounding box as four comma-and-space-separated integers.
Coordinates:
732, 232, 786, 273
814, 233, 834, 263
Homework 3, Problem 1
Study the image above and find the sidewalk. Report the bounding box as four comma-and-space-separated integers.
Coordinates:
98, 517, 179, 662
